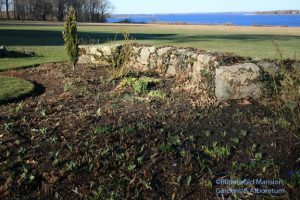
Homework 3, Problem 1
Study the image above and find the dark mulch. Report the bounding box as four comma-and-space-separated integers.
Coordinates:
0, 63, 299, 199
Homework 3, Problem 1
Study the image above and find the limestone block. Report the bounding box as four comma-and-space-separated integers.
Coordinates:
138, 47, 156, 65
215, 63, 263, 100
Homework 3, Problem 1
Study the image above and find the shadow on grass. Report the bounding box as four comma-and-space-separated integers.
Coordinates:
0, 29, 176, 46
0, 81, 45, 105
173, 34, 300, 43
1, 29, 300, 47
0, 50, 36, 58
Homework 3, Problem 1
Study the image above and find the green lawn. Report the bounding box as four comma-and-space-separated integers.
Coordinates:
0, 76, 35, 103
0, 22, 300, 71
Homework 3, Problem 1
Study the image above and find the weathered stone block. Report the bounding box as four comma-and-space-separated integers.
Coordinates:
192, 54, 216, 81
138, 47, 156, 65
215, 63, 263, 100
257, 61, 279, 76
78, 55, 91, 64
157, 47, 172, 56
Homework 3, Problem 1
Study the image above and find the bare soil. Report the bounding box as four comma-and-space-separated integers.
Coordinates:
0, 63, 299, 199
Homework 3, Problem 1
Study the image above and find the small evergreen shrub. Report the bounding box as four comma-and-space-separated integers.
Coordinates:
63, 6, 79, 69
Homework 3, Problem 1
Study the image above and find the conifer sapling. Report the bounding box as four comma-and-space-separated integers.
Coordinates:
63, 6, 79, 69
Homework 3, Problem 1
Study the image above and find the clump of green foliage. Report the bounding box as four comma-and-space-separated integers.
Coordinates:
147, 90, 166, 99
201, 142, 230, 161
119, 77, 160, 93
132, 77, 158, 93
119, 77, 138, 88
63, 79, 77, 92
63, 6, 79, 69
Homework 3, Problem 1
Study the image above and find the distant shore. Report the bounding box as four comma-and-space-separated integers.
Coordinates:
112, 10, 300, 17
0, 20, 297, 28
1, 20, 300, 28
255, 10, 300, 15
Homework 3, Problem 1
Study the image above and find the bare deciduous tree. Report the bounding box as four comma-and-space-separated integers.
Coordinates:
3, 0, 113, 22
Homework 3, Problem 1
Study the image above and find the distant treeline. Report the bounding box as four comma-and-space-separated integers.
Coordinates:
255, 10, 300, 15
0, 0, 113, 22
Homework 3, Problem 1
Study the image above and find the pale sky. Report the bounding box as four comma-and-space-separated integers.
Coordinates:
111, 0, 300, 14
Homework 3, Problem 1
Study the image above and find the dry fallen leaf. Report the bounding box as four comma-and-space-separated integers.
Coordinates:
26, 159, 38, 166
239, 99, 252, 105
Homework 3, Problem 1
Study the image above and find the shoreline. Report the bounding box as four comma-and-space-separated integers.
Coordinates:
1, 20, 300, 28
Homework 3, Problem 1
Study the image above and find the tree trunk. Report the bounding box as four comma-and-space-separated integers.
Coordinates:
57, 0, 64, 21
5, 0, 9, 19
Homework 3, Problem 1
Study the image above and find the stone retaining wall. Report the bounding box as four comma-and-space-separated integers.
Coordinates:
78, 44, 299, 101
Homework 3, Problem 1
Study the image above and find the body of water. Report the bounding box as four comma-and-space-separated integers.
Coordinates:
108, 13, 300, 27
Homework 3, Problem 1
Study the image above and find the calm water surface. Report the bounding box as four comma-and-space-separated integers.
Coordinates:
108, 13, 300, 27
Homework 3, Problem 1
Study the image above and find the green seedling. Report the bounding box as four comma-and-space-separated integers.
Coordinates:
230, 137, 240, 144
240, 130, 248, 137
49, 151, 60, 166
290, 171, 300, 187
127, 164, 136, 171
185, 175, 192, 186
20, 165, 35, 183
203, 130, 211, 137
40, 128, 47, 135
94, 125, 112, 135
137, 156, 144, 164
40, 109, 47, 117
221, 130, 227, 137
4, 122, 13, 133
158, 143, 173, 153
49, 136, 58, 144
199, 179, 213, 189
254, 152, 263, 160
66, 161, 77, 171
202, 142, 230, 161
64, 79, 76, 92
15, 102, 24, 112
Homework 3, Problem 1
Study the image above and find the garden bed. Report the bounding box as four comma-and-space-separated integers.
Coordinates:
0, 63, 299, 199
